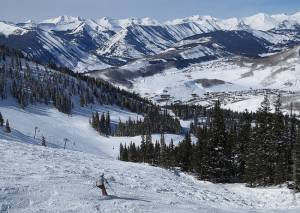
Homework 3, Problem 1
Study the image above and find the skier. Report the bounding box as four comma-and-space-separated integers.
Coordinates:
96, 173, 108, 196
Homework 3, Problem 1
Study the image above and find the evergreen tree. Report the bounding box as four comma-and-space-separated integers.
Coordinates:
41, 136, 46, 146
178, 132, 193, 172
251, 95, 273, 185
140, 134, 146, 162
122, 144, 129, 161
105, 112, 111, 135
159, 132, 167, 166
5, 119, 11, 133
294, 126, 300, 189
272, 94, 288, 184
236, 110, 252, 181
206, 100, 232, 182
0, 112, 4, 126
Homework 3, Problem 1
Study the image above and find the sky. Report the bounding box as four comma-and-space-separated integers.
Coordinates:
1, 0, 300, 22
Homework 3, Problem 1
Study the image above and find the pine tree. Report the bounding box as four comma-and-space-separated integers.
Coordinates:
245, 134, 259, 187
0, 112, 4, 126
159, 132, 167, 166
100, 113, 106, 134
106, 112, 111, 135
236, 110, 252, 181
80, 93, 85, 107
168, 138, 175, 168
145, 131, 154, 163
128, 142, 138, 162
251, 95, 273, 185
41, 136, 46, 146
122, 144, 129, 161
272, 94, 288, 184
181, 132, 193, 172
119, 143, 124, 160
206, 100, 232, 182
140, 134, 146, 162
5, 119, 11, 133
295, 126, 300, 189
94, 112, 100, 131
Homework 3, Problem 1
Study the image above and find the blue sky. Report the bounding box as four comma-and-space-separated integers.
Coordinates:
1, 0, 300, 22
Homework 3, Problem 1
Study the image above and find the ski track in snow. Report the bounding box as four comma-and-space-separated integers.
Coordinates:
1, 139, 300, 213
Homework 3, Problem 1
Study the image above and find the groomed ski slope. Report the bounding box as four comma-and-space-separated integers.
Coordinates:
0, 99, 190, 159
0, 98, 300, 212
1, 139, 300, 213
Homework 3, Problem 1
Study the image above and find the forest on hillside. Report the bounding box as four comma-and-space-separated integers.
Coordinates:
120, 96, 300, 188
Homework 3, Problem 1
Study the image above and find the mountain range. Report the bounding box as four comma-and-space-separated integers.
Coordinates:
1, 12, 300, 110
0, 12, 300, 71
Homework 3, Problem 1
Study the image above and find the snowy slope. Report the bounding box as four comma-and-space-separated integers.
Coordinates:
0, 21, 28, 37
98, 25, 177, 59
167, 12, 300, 31
0, 98, 191, 159
1, 139, 300, 213
96, 17, 160, 31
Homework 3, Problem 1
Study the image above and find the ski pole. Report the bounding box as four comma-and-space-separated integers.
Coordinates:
106, 181, 116, 195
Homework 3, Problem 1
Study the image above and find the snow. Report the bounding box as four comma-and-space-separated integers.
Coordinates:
121, 47, 300, 111
1, 11, 300, 72
96, 17, 160, 32
126, 60, 252, 103
165, 15, 217, 25
1, 83, 296, 212
217, 18, 240, 31
1, 139, 300, 212
39, 15, 84, 31
0, 98, 189, 159
0, 21, 27, 37
223, 96, 265, 112
242, 13, 279, 31
0, 31, 300, 211
164, 11, 300, 31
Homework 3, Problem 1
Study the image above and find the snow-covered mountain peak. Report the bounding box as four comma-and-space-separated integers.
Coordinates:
270, 13, 289, 22
165, 15, 217, 25
95, 17, 160, 32
290, 11, 300, 19
164, 11, 300, 31
41, 15, 84, 25
118, 17, 160, 28
241, 11, 300, 30
217, 17, 241, 30
242, 13, 278, 31
16, 20, 37, 29
23, 20, 35, 24
39, 15, 87, 31
95, 17, 122, 31
0, 21, 28, 37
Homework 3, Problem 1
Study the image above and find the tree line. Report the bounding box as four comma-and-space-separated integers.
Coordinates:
120, 95, 300, 188
114, 109, 181, 136
90, 112, 111, 136
90, 109, 181, 136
